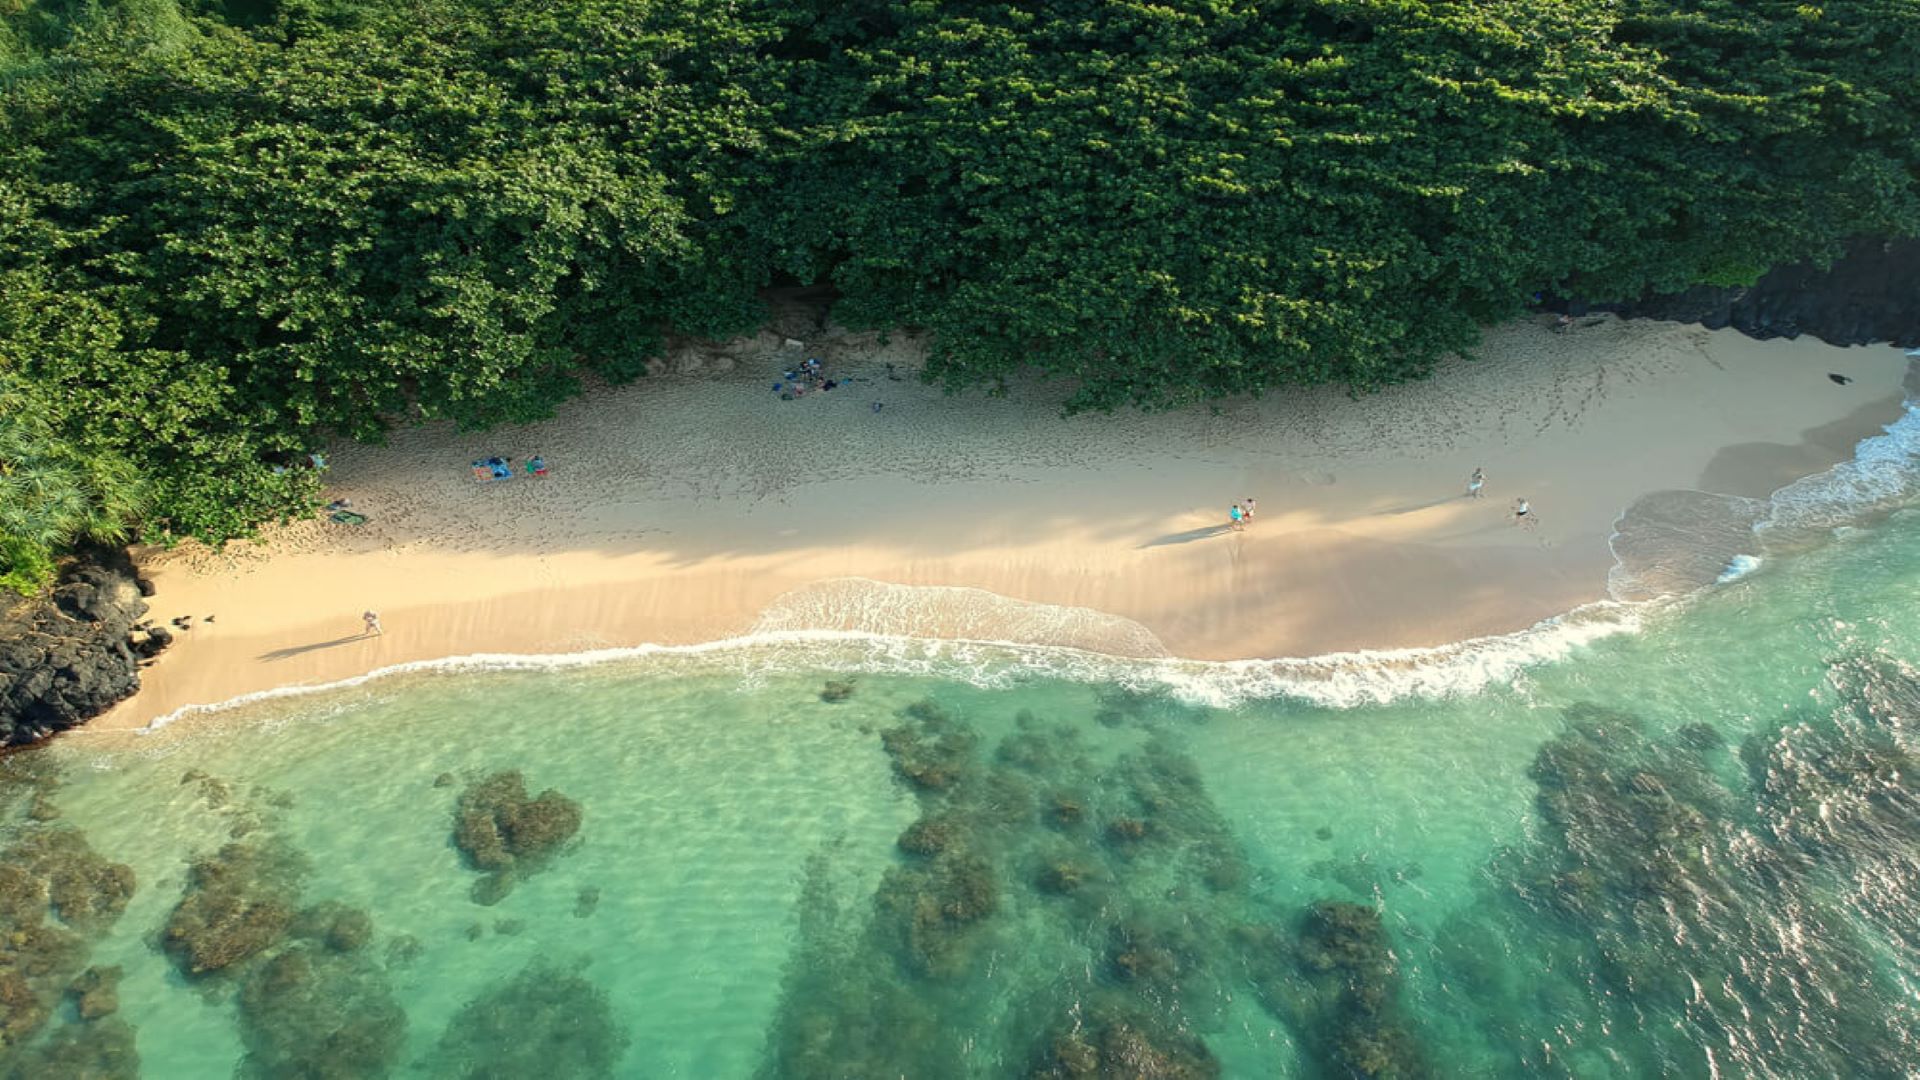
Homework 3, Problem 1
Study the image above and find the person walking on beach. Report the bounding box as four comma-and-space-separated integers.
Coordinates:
1228, 504, 1245, 532
1467, 468, 1485, 499
1512, 498, 1534, 529
1241, 497, 1257, 523
362, 610, 383, 636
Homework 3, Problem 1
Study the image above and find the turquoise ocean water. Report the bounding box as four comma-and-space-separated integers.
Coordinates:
6, 409, 1920, 1078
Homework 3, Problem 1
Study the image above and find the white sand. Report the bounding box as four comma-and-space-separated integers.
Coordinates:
102, 311, 1912, 730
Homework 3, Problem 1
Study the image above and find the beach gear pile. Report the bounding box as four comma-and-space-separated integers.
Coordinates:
773, 357, 841, 400
470, 455, 548, 481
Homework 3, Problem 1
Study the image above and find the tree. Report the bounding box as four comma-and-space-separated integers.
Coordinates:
0, 373, 145, 591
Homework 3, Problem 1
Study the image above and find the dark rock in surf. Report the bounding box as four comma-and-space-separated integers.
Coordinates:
0, 549, 155, 746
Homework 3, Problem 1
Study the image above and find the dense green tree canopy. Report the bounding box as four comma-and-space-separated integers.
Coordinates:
1, 0, 1916, 577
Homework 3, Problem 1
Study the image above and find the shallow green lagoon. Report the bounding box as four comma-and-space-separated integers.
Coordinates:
7, 503, 1920, 1076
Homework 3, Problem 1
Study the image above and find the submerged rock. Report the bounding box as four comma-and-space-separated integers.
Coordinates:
291, 901, 374, 954
879, 850, 1000, 980
162, 839, 306, 976
880, 704, 978, 792
428, 962, 629, 1079
5, 827, 135, 933
235, 942, 406, 1080
1290, 901, 1430, 1079
1029, 1008, 1221, 1079
0, 825, 135, 1058
67, 965, 120, 1021
2, 1013, 139, 1079
896, 815, 958, 856
452, 771, 582, 905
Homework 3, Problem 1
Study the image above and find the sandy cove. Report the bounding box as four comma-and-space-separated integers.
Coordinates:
99, 313, 1913, 730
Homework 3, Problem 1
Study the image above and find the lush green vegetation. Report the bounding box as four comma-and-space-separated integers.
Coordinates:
1, 0, 1916, 584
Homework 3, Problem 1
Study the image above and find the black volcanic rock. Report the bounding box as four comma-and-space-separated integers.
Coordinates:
1582, 237, 1920, 350
0, 550, 155, 746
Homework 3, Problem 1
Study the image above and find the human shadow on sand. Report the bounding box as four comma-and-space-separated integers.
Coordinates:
1379, 495, 1466, 516
1138, 524, 1235, 548
258, 634, 371, 661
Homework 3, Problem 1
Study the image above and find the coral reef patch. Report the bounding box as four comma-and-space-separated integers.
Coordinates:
451, 771, 583, 906
427, 961, 629, 1079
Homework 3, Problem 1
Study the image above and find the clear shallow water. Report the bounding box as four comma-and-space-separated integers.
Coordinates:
5, 514, 1920, 1076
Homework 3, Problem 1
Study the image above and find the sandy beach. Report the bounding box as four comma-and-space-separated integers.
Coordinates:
101, 310, 1913, 731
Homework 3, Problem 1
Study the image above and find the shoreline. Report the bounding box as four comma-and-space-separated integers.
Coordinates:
112, 598, 1651, 741
99, 315, 1915, 732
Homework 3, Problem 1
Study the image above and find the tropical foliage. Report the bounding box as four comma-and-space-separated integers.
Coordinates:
1, 0, 1916, 578
0, 374, 145, 591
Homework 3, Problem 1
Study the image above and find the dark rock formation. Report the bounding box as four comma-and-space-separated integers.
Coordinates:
452, 770, 583, 905
1579, 237, 1920, 349
0, 549, 159, 746
163, 838, 307, 977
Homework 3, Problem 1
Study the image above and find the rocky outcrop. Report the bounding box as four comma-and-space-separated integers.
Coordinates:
1580, 237, 1920, 348
0, 549, 158, 746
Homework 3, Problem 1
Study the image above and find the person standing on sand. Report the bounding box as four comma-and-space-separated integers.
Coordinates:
1467, 468, 1485, 499
363, 610, 383, 636
1228, 504, 1245, 531
1242, 497, 1257, 523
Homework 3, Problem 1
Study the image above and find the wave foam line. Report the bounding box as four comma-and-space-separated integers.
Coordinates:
1757, 403, 1920, 539
136, 600, 1650, 733
1607, 397, 1920, 601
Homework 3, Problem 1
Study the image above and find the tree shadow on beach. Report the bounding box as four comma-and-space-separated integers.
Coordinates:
258, 634, 370, 661
1138, 524, 1235, 548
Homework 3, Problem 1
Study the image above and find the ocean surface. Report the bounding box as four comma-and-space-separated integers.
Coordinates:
6, 411, 1920, 1078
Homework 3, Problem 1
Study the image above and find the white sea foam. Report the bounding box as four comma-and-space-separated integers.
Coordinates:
1756, 404, 1920, 541
1716, 554, 1762, 584
135, 598, 1651, 733
1608, 399, 1920, 600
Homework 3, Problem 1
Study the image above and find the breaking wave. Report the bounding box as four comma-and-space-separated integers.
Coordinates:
1611, 397, 1920, 601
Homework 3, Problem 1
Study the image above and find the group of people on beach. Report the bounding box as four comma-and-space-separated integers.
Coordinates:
1466, 466, 1535, 528
1224, 473, 1533, 533
1227, 498, 1257, 530
774, 357, 841, 400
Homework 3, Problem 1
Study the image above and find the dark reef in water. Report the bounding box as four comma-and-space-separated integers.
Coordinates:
0, 549, 164, 747
428, 961, 629, 1080
759, 692, 1426, 1079
236, 942, 406, 1080
163, 838, 308, 976
1433, 677, 1920, 1077
1028, 1008, 1220, 1079
451, 770, 583, 906
1286, 902, 1428, 1080
0, 761, 139, 1078
157, 773, 409, 1078
1578, 236, 1920, 349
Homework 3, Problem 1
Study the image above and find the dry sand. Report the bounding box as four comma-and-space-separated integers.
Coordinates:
102, 310, 1913, 730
